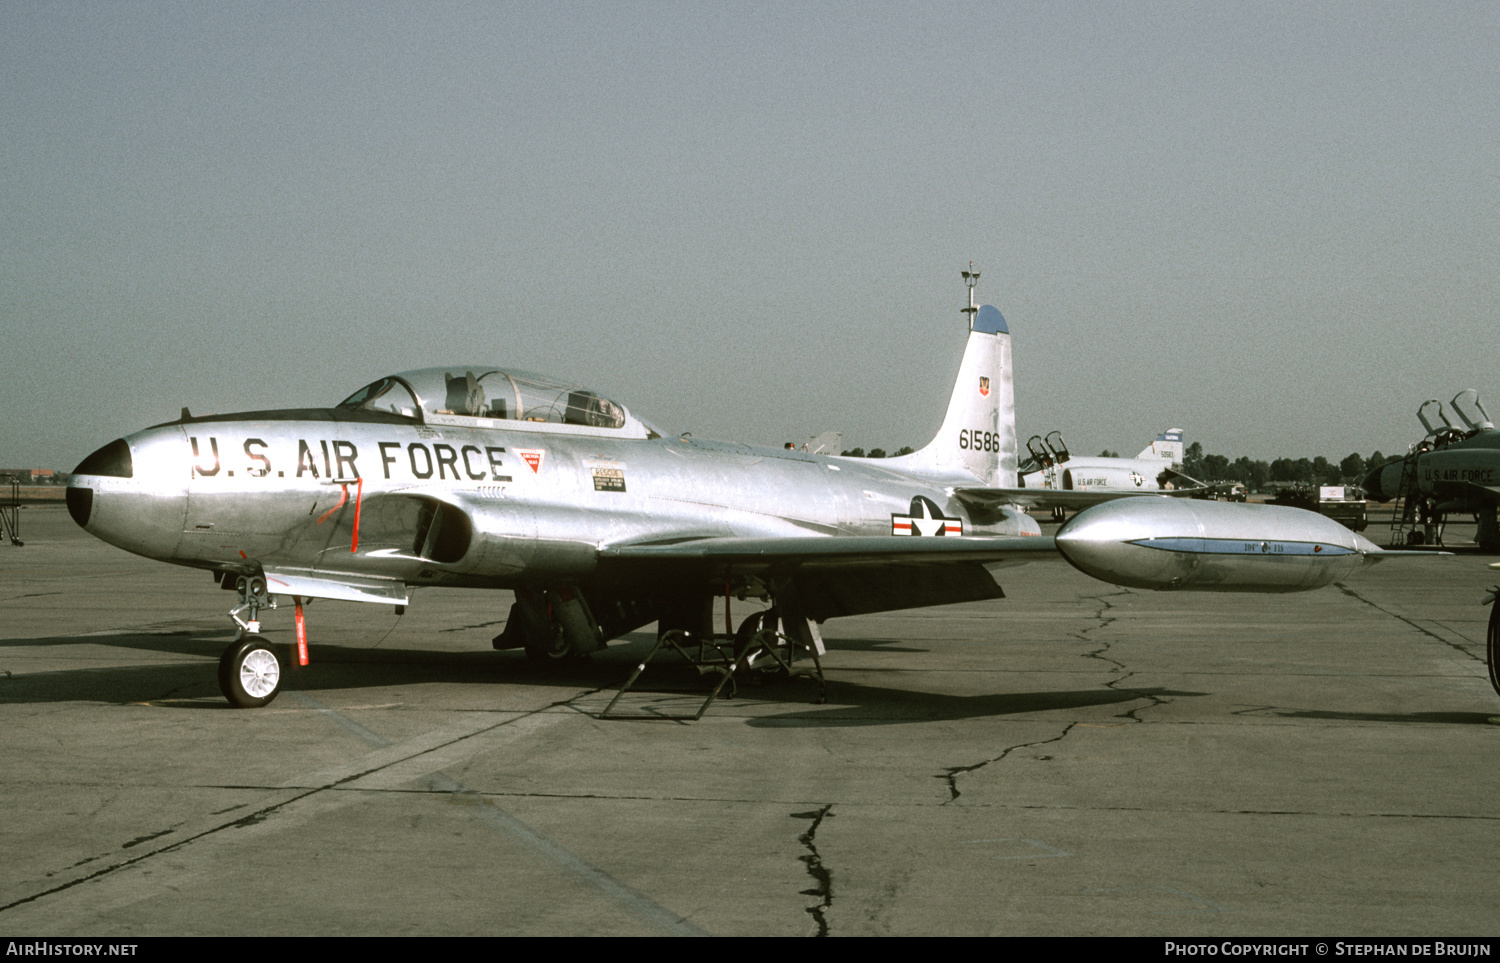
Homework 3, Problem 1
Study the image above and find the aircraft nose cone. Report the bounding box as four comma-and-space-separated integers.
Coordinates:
66, 433, 188, 560
1361, 460, 1401, 503
68, 438, 134, 530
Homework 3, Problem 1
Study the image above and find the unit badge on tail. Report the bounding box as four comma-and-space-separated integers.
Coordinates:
978, 376, 990, 398
891, 496, 965, 536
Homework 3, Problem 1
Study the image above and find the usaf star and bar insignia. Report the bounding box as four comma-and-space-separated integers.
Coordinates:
891, 496, 964, 536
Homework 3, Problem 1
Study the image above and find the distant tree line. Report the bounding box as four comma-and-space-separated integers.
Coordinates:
837, 442, 1394, 491
1181, 443, 1387, 490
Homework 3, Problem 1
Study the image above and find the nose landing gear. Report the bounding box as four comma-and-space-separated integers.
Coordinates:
219, 575, 285, 708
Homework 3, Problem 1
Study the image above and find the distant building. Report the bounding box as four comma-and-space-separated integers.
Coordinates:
0, 468, 62, 484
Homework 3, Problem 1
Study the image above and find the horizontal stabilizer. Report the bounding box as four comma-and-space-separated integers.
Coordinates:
805, 430, 843, 455
1161, 466, 1207, 488
262, 567, 409, 605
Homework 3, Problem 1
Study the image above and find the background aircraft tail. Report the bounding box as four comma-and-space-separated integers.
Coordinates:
882, 303, 1016, 487
1136, 428, 1185, 465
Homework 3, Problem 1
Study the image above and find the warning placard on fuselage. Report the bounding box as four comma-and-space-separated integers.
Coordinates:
592, 467, 626, 492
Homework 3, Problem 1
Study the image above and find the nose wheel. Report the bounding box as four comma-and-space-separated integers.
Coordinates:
219, 637, 283, 708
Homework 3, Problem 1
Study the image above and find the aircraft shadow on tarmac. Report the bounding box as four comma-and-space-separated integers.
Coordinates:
0, 630, 578, 707
737, 681, 1207, 728
0, 628, 1211, 724
817, 637, 929, 654
1253, 707, 1500, 727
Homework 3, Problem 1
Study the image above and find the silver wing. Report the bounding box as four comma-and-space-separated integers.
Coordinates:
598, 534, 1059, 621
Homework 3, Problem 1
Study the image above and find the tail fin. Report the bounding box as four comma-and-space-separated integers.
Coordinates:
1136, 428, 1184, 465
883, 304, 1016, 487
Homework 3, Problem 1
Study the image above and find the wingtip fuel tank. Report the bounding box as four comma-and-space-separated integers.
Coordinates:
1055, 498, 1380, 592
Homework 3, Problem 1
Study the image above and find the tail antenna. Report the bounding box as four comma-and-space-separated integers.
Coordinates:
960, 263, 980, 328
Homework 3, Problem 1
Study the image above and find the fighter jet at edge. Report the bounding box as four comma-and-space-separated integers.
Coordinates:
67, 271, 1411, 708
1363, 391, 1500, 551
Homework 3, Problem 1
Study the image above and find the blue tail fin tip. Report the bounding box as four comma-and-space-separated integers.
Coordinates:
974, 304, 1007, 335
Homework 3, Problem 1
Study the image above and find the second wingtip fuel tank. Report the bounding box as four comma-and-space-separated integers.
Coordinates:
1056, 497, 1384, 592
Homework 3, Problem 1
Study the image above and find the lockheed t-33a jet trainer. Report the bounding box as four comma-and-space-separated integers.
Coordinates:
67, 271, 1412, 709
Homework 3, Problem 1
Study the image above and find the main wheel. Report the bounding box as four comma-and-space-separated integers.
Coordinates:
1488, 596, 1500, 699
733, 610, 789, 681
219, 637, 283, 708
733, 611, 768, 658
524, 623, 572, 662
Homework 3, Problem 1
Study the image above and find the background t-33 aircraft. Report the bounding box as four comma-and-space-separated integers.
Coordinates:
67, 275, 1399, 708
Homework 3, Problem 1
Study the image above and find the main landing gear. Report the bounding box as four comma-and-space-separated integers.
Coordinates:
600, 607, 828, 720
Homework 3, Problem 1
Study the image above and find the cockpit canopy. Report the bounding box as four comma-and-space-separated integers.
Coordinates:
338, 367, 658, 438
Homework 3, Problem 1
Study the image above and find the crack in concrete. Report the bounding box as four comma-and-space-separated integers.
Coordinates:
1334, 582, 1483, 662
937, 724, 1078, 803
790, 804, 834, 936
935, 590, 1150, 804
1071, 589, 1172, 721
119, 827, 175, 849
1069, 590, 1126, 658
0, 786, 326, 914
438, 619, 506, 633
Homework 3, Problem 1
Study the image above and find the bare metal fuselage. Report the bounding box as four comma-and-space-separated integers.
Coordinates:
76, 413, 1035, 594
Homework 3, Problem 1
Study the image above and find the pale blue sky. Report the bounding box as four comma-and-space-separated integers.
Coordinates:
3, 1, 1496, 468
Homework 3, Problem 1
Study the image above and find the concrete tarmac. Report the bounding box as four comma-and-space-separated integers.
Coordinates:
1, 505, 1497, 936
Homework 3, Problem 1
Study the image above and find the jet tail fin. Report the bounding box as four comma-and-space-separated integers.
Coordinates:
883, 303, 1016, 487
1136, 428, 1185, 464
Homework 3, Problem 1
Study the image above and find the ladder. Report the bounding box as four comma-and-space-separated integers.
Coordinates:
1387, 456, 1417, 546
0, 476, 20, 547
1386, 455, 1440, 547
